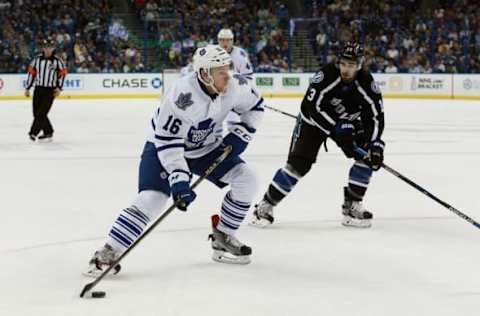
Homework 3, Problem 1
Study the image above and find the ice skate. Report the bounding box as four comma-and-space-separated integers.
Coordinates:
341, 188, 373, 228
208, 215, 251, 265
249, 199, 274, 228
83, 244, 122, 277
38, 133, 53, 143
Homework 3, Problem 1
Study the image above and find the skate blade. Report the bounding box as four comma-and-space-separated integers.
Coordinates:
83, 268, 103, 278
249, 217, 272, 228
341, 216, 372, 228
38, 138, 53, 143
82, 264, 121, 278
212, 250, 251, 265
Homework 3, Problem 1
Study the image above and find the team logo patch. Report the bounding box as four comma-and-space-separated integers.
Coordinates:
311, 71, 324, 83
175, 92, 194, 110
233, 74, 248, 85
371, 81, 381, 94
330, 98, 342, 106
187, 118, 216, 145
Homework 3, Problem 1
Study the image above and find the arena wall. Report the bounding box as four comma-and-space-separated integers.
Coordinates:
0, 72, 479, 100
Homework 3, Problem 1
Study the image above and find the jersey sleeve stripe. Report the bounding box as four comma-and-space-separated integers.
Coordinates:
301, 111, 330, 135
319, 111, 335, 125
315, 77, 341, 109
355, 81, 379, 116
311, 111, 335, 130
355, 81, 380, 140
249, 97, 264, 112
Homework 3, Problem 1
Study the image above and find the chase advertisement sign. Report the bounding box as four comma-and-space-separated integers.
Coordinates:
102, 76, 162, 89
151, 77, 162, 89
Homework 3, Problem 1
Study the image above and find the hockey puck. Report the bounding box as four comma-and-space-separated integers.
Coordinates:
91, 291, 106, 298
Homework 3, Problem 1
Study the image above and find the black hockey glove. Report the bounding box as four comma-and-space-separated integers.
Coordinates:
332, 120, 355, 157
366, 140, 385, 171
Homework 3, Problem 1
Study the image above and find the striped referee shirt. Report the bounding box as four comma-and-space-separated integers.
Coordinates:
25, 53, 67, 90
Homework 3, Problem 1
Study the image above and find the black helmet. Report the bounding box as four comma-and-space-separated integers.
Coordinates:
339, 41, 364, 64
40, 37, 55, 48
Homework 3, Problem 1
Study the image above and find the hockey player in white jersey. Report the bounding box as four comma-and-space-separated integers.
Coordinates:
217, 28, 253, 79
217, 28, 254, 125
85, 45, 265, 276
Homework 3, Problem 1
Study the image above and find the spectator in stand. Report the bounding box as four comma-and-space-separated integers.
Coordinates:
306, 0, 480, 73
0, 0, 143, 74
130, 0, 293, 72
384, 59, 398, 73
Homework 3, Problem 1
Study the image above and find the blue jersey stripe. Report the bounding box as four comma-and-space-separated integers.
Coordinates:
221, 206, 245, 221
124, 208, 148, 226
155, 134, 183, 141
249, 97, 265, 112
156, 143, 185, 152
226, 192, 250, 207
128, 206, 150, 222
110, 228, 132, 247
220, 217, 239, 230
118, 214, 143, 232
117, 217, 142, 236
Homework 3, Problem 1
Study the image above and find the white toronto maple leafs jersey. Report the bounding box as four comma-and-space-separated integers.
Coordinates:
229, 46, 253, 79
146, 72, 265, 174
179, 63, 194, 77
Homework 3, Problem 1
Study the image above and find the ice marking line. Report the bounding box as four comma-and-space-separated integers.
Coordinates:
0, 216, 459, 254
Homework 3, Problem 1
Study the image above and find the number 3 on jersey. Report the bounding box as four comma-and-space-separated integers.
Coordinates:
306, 88, 316, 101
162, 115, 182, 134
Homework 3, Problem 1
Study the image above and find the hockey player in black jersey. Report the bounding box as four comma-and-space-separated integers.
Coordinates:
251, 42, 385, 228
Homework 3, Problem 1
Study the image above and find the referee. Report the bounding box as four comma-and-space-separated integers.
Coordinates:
24, 37, 67, 142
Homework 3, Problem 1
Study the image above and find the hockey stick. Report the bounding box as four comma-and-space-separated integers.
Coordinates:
267, 106, 480, 229
79, 145, 233, 298
265, 105, 297, 119
353, 147, 480, 229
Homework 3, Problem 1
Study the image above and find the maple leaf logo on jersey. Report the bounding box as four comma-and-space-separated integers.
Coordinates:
187, 118, 216, 146
233, 74, 248, 85
175, 92, 194, 110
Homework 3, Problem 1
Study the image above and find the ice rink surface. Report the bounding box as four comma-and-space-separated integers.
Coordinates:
1, 97, 480, 316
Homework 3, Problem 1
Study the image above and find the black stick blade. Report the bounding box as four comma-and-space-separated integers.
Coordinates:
80, 282, 95, 298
